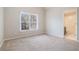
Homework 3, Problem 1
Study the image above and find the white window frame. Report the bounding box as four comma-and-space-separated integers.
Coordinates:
20, 11, 38, 32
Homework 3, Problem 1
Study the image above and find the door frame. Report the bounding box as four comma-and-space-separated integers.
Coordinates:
63, 9, 77, 40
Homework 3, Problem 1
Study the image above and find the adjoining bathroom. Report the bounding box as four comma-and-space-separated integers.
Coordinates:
64, 9, 77, 40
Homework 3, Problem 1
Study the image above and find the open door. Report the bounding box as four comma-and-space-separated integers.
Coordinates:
64, 9, 77, 40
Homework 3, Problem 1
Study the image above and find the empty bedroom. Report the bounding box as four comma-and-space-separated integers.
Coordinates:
0, 7, 79, 51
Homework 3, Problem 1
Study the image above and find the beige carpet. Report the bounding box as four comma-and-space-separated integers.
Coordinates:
0, 35, 79, 51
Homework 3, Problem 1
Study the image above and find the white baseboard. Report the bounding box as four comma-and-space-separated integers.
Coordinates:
72, 39, 79, 42
46, 33, 64, 38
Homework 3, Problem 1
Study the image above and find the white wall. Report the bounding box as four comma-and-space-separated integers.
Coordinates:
0, 7, 4, 47
4, 7, 77, 40
45, 7, 77, 38
4, 7, 45, 40
77, 8, 79, 40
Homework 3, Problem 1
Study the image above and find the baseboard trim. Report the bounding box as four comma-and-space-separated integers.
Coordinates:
72, 39, 79, 42
46, 33, 64, 39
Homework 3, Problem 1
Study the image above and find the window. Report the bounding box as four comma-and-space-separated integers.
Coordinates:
20, 12, 38, 31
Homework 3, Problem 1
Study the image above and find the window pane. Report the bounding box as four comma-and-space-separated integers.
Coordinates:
20, 12, 38, 31
30, 15, 37, 30
21, 14, 29, 30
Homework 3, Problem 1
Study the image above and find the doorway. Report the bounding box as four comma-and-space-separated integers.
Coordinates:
64, 9, 77, 40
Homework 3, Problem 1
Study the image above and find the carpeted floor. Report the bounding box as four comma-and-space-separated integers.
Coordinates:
0, 35, 79, 51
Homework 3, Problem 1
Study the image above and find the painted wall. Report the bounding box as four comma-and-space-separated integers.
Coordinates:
77, 8, 79, 40
4, 7, 45, 40
4, 7, 77, 40
0, 8, 4, 47
45, 7, 77, 38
